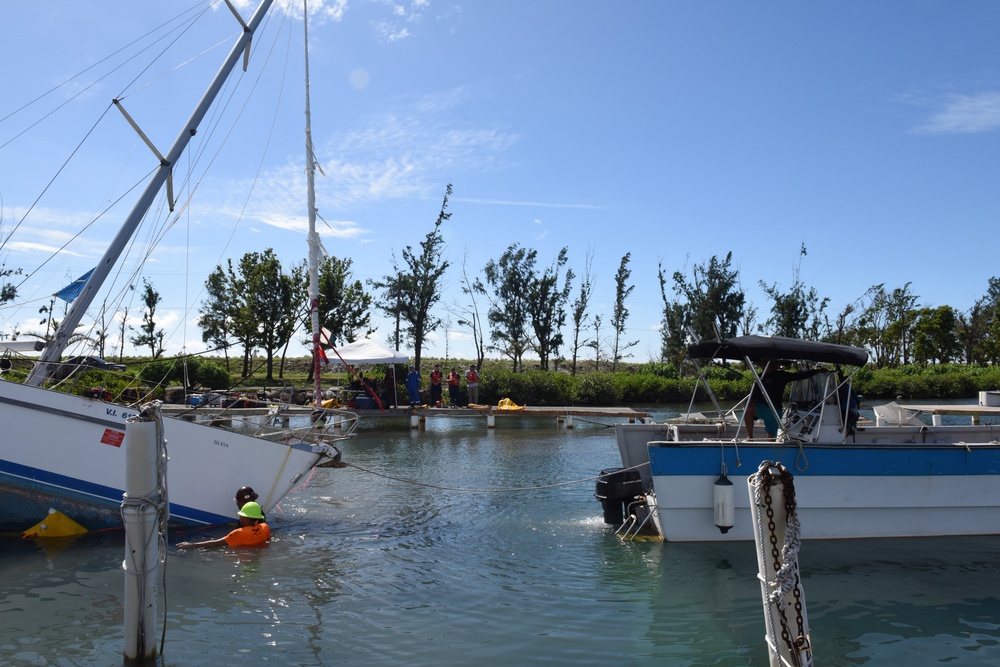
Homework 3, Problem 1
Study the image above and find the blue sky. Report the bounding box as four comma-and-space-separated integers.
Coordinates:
1, 0, 998, 364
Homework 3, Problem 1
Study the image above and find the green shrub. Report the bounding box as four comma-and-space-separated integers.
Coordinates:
67, 369, 133, 398
137, 356, 232, 390
575, 373, 621, 405
479, 368, 576, 405
645, 362, 679, 379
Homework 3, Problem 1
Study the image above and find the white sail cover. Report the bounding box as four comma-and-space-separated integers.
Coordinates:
325, 339, 408, 366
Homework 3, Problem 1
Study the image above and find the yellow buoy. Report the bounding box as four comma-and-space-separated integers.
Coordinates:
23, 508, 89, 538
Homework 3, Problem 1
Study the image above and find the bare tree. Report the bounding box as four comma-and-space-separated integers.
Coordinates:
588, 314, 608, 373
610, 252, 639, 371
371, 184, 451, 370
569, 247, 595, 375
453, 251, 486, 368
130, 278, 166, 359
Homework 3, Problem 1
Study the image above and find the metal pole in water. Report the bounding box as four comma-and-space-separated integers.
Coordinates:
748, 461, 813, 667
122, 401, 168, 664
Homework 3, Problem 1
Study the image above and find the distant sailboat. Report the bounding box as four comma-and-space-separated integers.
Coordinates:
0, 0, 356, 531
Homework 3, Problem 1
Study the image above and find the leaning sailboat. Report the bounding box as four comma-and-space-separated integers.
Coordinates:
0, 0, 355, 531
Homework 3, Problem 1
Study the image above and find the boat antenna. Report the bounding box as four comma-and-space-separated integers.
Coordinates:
304, 0, 323, 407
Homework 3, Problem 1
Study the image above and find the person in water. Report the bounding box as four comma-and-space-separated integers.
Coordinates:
235, 485, 265, 521
236, 485, 257, 508
177, 501, 271, 549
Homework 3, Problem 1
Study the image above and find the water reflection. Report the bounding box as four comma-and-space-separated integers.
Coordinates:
1, 417, 999, 665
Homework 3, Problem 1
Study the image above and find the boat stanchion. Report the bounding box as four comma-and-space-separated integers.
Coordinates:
748, 461, 812, 667
122, 401, 168, 665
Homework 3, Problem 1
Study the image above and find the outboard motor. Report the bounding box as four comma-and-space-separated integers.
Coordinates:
595, 467, 643, 526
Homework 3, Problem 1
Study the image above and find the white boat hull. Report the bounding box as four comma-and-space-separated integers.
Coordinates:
0, 379, 333, 530
646, 441, 1000, 541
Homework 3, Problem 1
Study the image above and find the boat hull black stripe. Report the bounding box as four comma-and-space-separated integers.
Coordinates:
0, 394, 124, 431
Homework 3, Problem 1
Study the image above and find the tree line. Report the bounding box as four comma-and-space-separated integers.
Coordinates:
658, 244, 1000, 371
8, 190, 1000, 381
187, 185, 646, 380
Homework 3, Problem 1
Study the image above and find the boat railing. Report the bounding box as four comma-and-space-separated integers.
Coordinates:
168, 402, 358, 448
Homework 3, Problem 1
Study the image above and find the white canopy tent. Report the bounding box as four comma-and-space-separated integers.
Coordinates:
324, 339, 408, 408
324, 339, 408, 366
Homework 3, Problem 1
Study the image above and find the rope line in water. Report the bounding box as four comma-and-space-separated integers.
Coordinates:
343, 460, 649, 493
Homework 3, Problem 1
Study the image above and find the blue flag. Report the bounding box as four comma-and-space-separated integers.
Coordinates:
55, 268, 95, 303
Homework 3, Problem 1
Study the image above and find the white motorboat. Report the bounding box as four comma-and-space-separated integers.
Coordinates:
597, 335, 1000, 541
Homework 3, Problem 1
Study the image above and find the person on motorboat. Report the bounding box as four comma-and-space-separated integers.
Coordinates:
744, 363, 821, 438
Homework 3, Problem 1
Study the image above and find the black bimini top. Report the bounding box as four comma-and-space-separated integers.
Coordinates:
687, 335, 869, 366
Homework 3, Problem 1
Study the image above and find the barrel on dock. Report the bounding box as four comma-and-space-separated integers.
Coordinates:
595, 467, 643, 526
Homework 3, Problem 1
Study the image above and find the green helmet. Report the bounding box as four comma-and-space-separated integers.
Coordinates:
238, 501, 265, 520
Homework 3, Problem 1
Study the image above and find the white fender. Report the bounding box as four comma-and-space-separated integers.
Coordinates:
714, 473, 735, 533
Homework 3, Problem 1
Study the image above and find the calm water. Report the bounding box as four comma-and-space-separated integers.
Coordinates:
2, 408, 1000, 666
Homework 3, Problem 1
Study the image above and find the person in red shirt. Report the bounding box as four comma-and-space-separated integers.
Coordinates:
465, 364, 480, 405
177, 501, 271, 549
447, 368, 462, 406
429, 364, 443, 406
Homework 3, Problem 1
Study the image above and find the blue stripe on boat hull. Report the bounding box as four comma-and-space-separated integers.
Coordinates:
0, 459, 229, 531
648, 443, 1000, 477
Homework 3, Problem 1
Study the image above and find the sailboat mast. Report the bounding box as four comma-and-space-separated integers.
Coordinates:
26, 0, 276, 386
304, 0, 323, 407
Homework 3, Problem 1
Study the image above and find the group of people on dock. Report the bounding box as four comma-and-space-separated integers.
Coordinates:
405, 363, 479, 408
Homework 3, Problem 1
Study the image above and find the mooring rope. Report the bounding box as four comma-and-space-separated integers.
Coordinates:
343, 460, 650, 494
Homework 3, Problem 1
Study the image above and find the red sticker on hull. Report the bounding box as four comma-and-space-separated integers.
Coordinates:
101, 429, 125, 447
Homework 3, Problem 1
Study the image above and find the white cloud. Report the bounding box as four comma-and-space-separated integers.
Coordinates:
913, 91, 1000, 134
231, 0, 347, 23
4, 241, 86, 258
456, 198, 601, 210
228, 86, 517, 219
370, 0, 432, 42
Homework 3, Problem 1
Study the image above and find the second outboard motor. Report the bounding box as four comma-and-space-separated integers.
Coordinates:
595, 467, 643, 525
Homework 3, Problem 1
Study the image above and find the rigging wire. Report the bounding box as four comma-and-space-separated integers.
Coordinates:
0, 1, 218, 309
129, 8, 291, 352
344, 459, 651, 494
0, 2, 211, 151
1, 2, 287, 357
8, 167, 154, 293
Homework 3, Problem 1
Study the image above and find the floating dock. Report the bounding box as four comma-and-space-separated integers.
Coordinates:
160, 403, 651, 429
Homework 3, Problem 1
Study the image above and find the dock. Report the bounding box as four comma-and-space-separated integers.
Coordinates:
895, 403, 1000, 426
160, 403, 650, 429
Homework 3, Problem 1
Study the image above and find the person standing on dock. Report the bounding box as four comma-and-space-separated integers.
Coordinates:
406, 364, 422, 407
430, 364, 443, 407
383, 365, 397, 408
447, 368, 462, 406
465, 364, 480, 406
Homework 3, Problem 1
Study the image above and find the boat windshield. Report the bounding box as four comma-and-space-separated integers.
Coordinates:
788, 371, 830, 410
